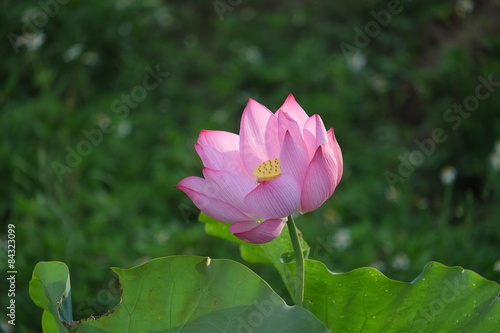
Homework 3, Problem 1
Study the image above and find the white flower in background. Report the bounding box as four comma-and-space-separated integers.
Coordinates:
494, 260, 500, 273
385, 186, 400, 203
16, 31, 46, 51
491, 154, 500, 171
242, 46, 262, 64
491, 140, 500, 171
332, 228, 352, 251
347, 52, 366, 71
117, 120, 132, 138
392, 252, 410, 271
440, 165, 457, 185
64, 43, 83, 62
494, 140, 500, 155
455, 0, 474, 17
27, 31, 45, 51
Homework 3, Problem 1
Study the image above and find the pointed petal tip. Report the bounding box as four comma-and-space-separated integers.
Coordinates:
175, 176, 197, 190
283, 94, 298, 106
279, 94, 309, 128
197, 129, 209, 143
246, 98, 261, 107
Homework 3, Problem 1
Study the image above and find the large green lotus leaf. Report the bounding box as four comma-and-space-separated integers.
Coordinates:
299, 259, 500, 332
29, 261, 73, 333
199, 212, 309, 296
32, 257, 329, 333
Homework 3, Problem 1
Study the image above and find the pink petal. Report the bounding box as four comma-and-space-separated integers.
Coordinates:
197, 130, 239, 152
277, 111, 306, 153
278, 94, 310, 130
280, 131, 308, 187
230, 219, 286, 244
300, 144, 341, 213
202, 168, 257, 217
303, 114, 329, 160
195, 144, 250, 178
176, 176, 250, 222
327, 128, 343, 184
239, 99, 279, 175
244, 174, 300, 219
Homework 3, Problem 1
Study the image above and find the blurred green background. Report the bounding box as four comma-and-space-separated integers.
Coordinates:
2, 0, 500, 331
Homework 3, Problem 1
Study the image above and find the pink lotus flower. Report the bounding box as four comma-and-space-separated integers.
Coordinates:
176, 95, 342, 244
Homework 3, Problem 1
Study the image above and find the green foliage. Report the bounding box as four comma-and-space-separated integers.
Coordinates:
198, 213, 500, 332
30, 258, 329, 333
303, 260, 500, 332
29, 262, 72, 333
3, 1, 500, 331
30, 218, 500, 332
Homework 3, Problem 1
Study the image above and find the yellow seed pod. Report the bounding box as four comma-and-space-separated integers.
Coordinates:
253, 158, 281, 182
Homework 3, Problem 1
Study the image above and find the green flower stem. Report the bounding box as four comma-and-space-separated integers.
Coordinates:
287, 215, 304, 307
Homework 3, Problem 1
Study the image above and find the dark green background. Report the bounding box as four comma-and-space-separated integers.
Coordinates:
2, 1, 500, 331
